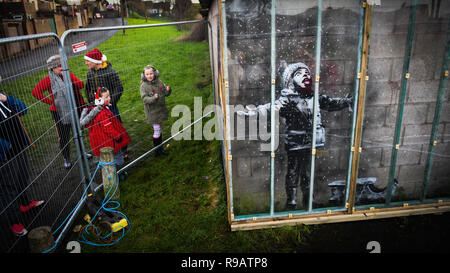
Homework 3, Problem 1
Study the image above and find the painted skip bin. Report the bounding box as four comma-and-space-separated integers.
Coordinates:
216, 0, 450, 230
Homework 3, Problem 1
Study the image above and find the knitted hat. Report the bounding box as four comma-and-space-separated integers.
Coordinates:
282, 62, 311, 89
95, 87, 104, 106
47, 54, 61, 69
84, 49, 103, 64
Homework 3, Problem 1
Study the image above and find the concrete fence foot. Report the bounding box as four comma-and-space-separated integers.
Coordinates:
28, 226, 54, 253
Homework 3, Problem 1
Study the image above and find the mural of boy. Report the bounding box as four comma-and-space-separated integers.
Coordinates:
238, 61, 353, 210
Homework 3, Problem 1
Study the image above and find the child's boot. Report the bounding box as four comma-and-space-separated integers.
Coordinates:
157, 133, 168, 156
153, 135, 168, 157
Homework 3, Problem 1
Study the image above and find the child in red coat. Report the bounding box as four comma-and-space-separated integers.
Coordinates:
84, 87, 130, 169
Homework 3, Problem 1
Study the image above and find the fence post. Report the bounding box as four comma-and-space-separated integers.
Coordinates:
28, 226, 55, 253
100, 147, 119, 200
347, 2, 373, 213
58, 45, 92, 191
219, 0, 235, 224
345, 0, 365, 208
309, 0, 323, 213
421, 20, 450, 201
386, 0, 418, 206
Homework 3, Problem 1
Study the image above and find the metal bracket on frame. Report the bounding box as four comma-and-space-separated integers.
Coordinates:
357, 72, 368, 81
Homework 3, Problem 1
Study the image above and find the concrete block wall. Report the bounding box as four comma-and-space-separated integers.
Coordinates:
224, 1, 450, 214
359, 4, 450, 200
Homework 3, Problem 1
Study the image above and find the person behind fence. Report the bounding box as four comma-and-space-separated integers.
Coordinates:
84, 48, 128, 160
140, 65, 172, 156
32, 54, 90, 169
0, 92, 44, 237
82, 87, 130, 177
237, 62, 353, 210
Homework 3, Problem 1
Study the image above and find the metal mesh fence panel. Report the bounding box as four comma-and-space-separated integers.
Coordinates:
0, 34, 86, 253
61, 20, 213, 184
0, 18, 214, 252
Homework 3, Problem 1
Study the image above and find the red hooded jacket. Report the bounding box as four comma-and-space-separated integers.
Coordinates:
86, 106, 130, 156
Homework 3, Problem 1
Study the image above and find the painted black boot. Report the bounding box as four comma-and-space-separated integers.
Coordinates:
286, 187, 297, 210
158, 133, 168, 156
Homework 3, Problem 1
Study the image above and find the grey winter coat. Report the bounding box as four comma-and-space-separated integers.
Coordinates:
140, 78, 171, 125
49, 70, 71, 124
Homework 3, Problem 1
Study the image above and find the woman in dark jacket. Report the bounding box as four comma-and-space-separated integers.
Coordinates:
0, 92, 43, 237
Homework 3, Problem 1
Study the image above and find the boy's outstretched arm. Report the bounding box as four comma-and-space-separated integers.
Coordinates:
319, 94, 353, 112
236, 96, 288, 117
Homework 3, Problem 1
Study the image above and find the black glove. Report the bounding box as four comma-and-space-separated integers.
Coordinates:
344, 93, 354, 112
